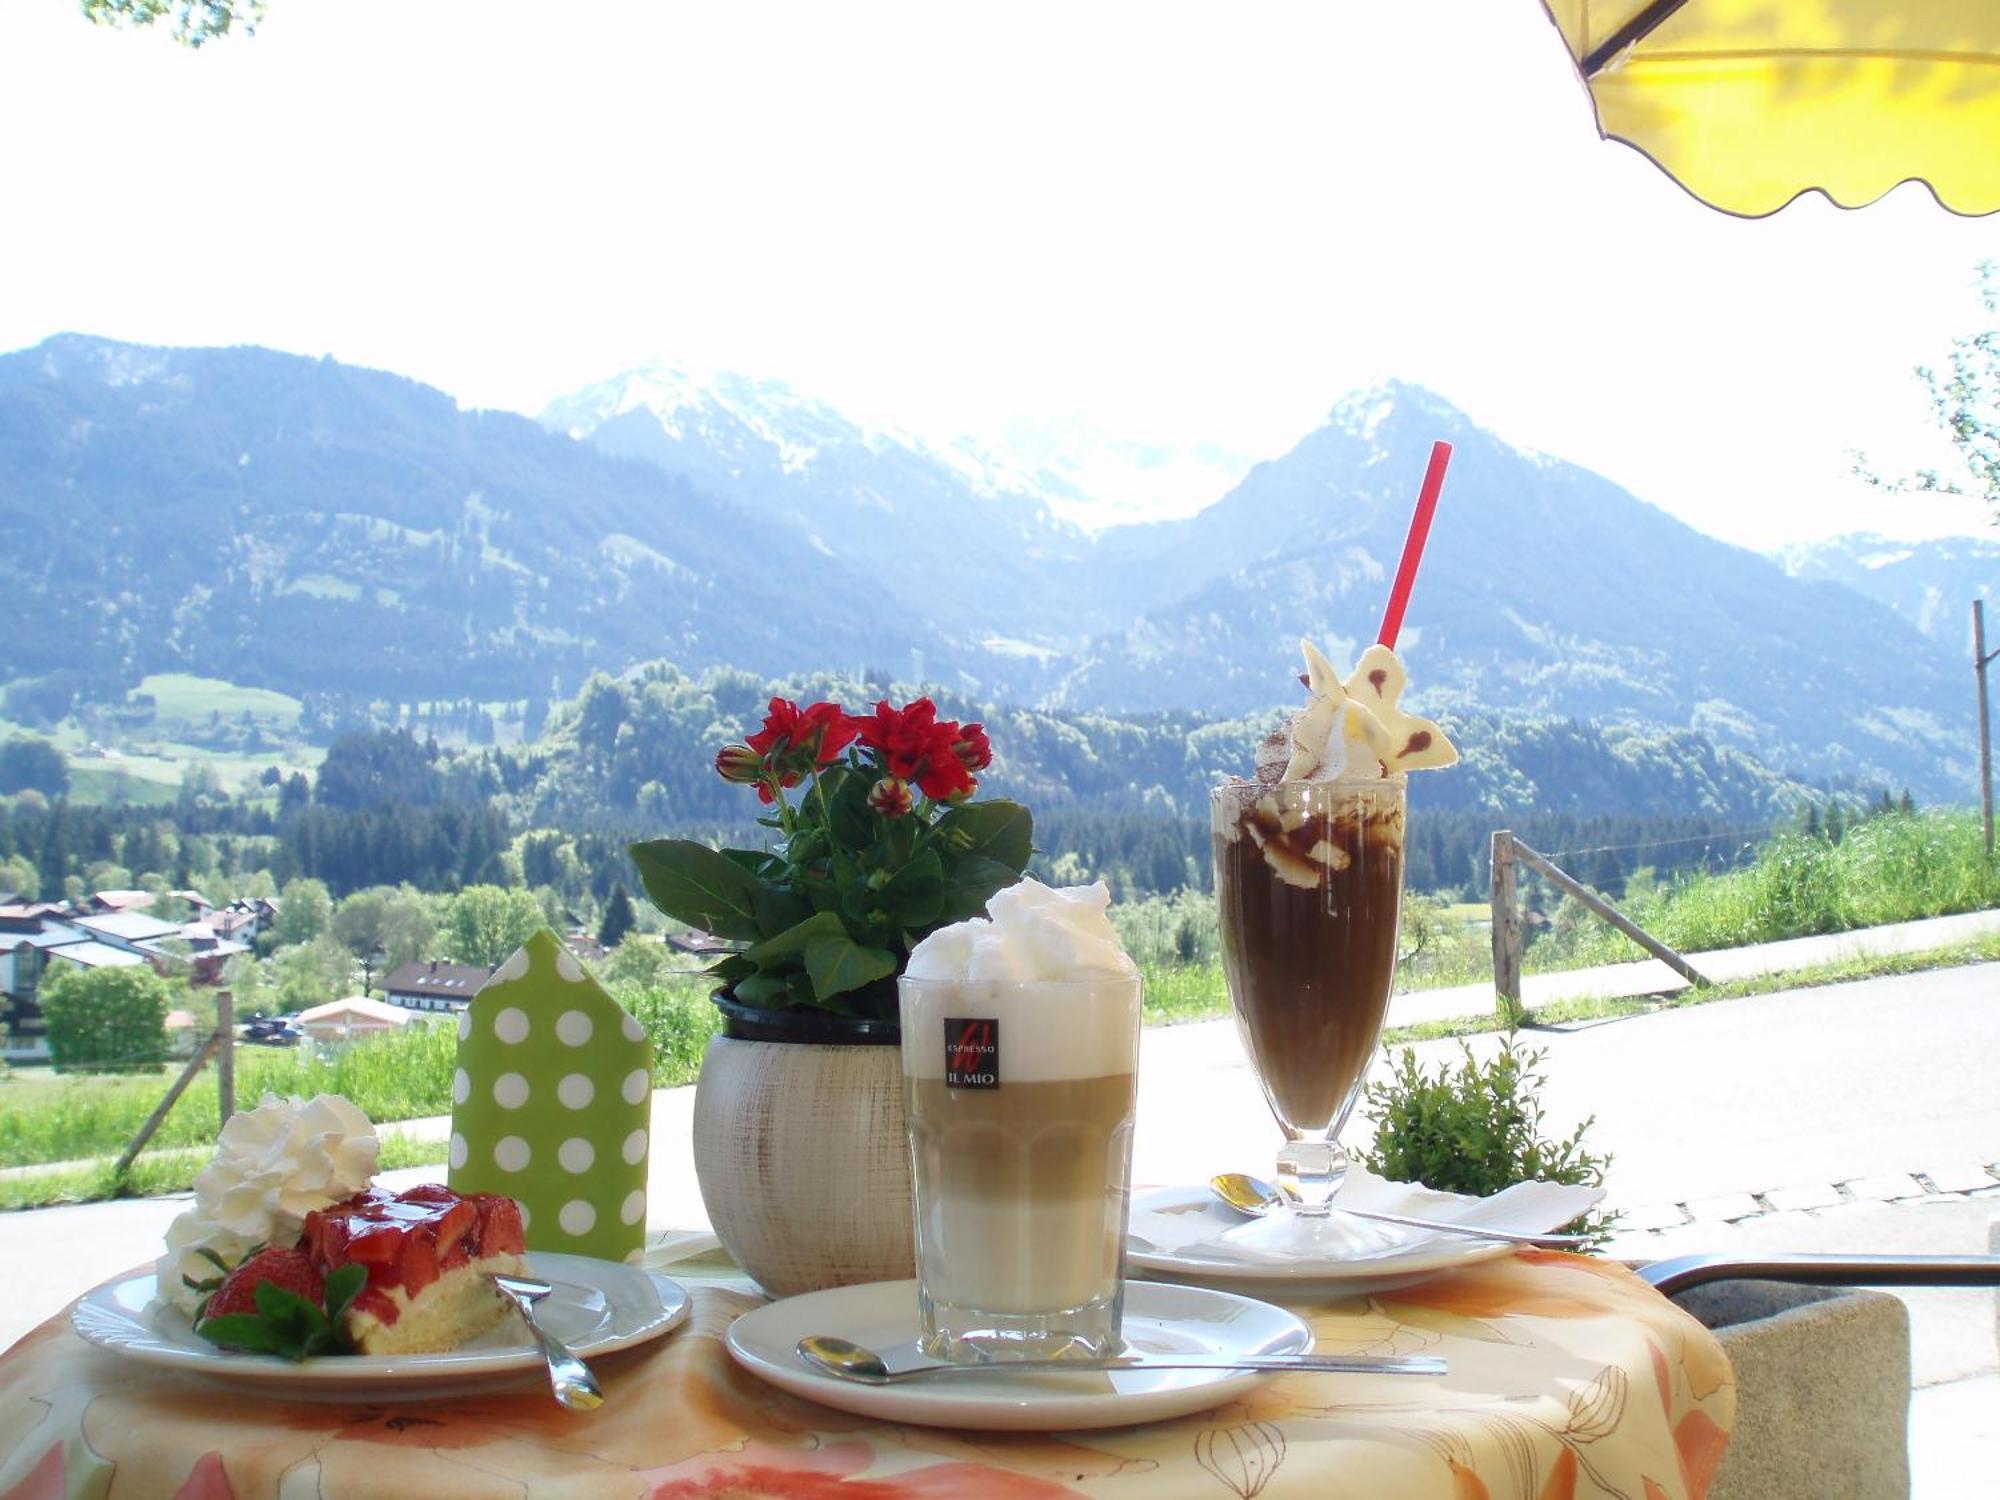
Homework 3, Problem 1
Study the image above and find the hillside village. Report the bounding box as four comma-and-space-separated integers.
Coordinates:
0, 889, 500, 1062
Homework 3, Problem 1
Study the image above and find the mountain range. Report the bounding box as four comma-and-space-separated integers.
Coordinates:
1773, 532, 1998, 646
0, 333, 1985, 802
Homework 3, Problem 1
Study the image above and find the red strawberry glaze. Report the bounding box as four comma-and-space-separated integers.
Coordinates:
301, 1185, 527, 1328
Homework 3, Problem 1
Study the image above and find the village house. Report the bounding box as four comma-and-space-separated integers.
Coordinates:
381, 959, 495, 1014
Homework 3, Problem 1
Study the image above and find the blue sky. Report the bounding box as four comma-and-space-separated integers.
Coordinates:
2, 0, 1996, 547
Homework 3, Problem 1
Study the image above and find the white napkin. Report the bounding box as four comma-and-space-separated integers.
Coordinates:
1126, 1166, 1603, 1266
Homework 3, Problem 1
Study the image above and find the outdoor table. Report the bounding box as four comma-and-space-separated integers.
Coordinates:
0, 1239, 1734, 1500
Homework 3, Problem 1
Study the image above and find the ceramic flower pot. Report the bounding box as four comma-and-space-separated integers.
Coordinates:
690, 998, 916, 1297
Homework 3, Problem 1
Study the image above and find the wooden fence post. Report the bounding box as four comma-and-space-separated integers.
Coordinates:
1489, 830, 1524, 1028
215, 990, 235, 1127
1510, 840, 1711, 991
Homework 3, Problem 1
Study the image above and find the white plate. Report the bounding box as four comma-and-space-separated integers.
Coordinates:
71, 1251, 691, 1402
724, 1278, 1311, 1430
1126, 1185, 1520, 1298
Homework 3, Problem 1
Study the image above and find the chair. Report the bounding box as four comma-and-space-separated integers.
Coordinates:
1639, 1252, 2000, 1500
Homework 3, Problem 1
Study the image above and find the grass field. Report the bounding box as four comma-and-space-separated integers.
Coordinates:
2, 673, 322, 801
135, 673, 302, 733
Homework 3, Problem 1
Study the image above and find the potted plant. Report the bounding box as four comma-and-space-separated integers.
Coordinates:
630, 695, 1032, 1295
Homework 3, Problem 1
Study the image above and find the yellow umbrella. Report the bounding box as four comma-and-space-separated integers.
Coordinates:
1542, 1, 2000, 216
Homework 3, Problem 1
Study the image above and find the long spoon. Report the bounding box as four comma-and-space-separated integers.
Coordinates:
795, 1334, 1445, 1384
1209, 1172, 1588, 1249
493, 1274, 605, 1411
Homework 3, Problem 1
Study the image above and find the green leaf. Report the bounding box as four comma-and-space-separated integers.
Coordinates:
878, 850, 944, 928
751, 884, 813, 941
936, 854, 1021, 921
936, 801, 1033, 873
196, 1313, 283, 1355
828, 770, 877, 848
706, 954, 756, 986
731, 971, 792, 1008
628, 839, 763, 941
721, 847, 785, 882
739, 910, 847, 970
323, 1264, 366, 1329
804, 932, 898, 1002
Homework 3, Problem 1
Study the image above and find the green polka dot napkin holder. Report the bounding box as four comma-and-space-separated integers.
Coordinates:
448, 929, 653, 1264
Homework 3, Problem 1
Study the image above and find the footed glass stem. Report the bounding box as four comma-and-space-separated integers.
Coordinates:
1220, 1138, 1407, 1257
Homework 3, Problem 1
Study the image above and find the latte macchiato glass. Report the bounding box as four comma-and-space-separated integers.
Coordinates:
1212, 775, 1407, 1256
899, 975, 1142, 1361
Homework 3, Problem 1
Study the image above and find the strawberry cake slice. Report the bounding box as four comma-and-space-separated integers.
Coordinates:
301, 1183, 530, 1355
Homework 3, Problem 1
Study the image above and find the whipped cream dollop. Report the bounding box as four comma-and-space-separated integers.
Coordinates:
158, 1093, 379, 1313
1258, 638, 1458, 783
905, 879, 1140, 984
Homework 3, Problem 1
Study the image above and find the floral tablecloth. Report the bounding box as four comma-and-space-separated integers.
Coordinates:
0, 1243, 1733, 1500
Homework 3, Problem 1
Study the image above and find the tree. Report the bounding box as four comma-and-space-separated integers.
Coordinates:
1857, 259, 2000, 521
78, 0, 265, 47
272, 934, 356, 1011
274, 877, 333, 946
0, 737, 69, 797
597, 884, 637, 949
443, 885, 545, 967
39, 965, 173, 1072
332, 885, 438, 968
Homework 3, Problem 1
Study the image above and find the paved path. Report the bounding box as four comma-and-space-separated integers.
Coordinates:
1387, 906, 2000, 1029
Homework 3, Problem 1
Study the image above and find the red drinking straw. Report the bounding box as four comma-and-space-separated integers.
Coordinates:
1376, 440, 1452, 650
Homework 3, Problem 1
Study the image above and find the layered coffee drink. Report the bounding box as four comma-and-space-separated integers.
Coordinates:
1210, 638, 1455, 1257
899, 882, 1142, 1360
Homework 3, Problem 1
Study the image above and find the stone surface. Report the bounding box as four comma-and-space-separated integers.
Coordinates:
1844, 1173, 1926, 1202
1764, 1183, 1844, 1212
1921, 1164, 1999, 1195
1619, 1201, 1692, 1231
1686, 1191, 1764, 1222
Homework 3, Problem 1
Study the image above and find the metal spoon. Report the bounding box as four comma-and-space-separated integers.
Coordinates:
1209, 1172, 1588, 1249
493, 1274, 605, 1411
795, 1334, 1445, 1383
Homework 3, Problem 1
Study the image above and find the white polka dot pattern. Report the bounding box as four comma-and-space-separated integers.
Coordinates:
451, 1068, 470, 1105
557, 1073, 594, 1110
555, 1010, 592, 1047
494, 1136, 531, 1172
621, 1013, 645, 1043
492, 1073, 530, 1109
620, 1188, 646, 1226
622, 1068, 649, 1105
559, 1200, 596, 1236
456, 1011, 473, 1041
558, 1137, 594, 1174
448, 1133, 468, 1170
493, 1007, 530, 1044
490, 948, 531, 984
554, 949, 585, 982
621, 1128, 648, 1166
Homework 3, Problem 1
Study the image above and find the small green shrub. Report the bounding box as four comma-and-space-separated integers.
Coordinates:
40, 966, 175, 1073
1361, 1031, 1616, 1245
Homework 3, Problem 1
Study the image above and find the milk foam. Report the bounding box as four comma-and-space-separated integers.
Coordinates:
901, 881, 1140, 1083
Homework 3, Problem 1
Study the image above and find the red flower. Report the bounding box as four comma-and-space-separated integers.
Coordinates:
746, 698, 859, 766
855, 699, 977, 801
867, 777, 914, 818
952, 722, 992, 772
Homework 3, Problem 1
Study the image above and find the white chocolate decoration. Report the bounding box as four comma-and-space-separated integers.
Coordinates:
1280, 639, 1457, 780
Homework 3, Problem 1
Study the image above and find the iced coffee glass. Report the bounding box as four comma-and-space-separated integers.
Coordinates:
1211, 776, 1407, 1256
899, 976, 1143, 1361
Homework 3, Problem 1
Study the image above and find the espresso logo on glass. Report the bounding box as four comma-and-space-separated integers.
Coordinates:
943, 1017, 1000, 1089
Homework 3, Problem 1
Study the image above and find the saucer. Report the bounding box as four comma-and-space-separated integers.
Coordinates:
73, 1253, 691, 1402
1126, 1170, 1604, 1298
724, 1279, 1312, 1430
